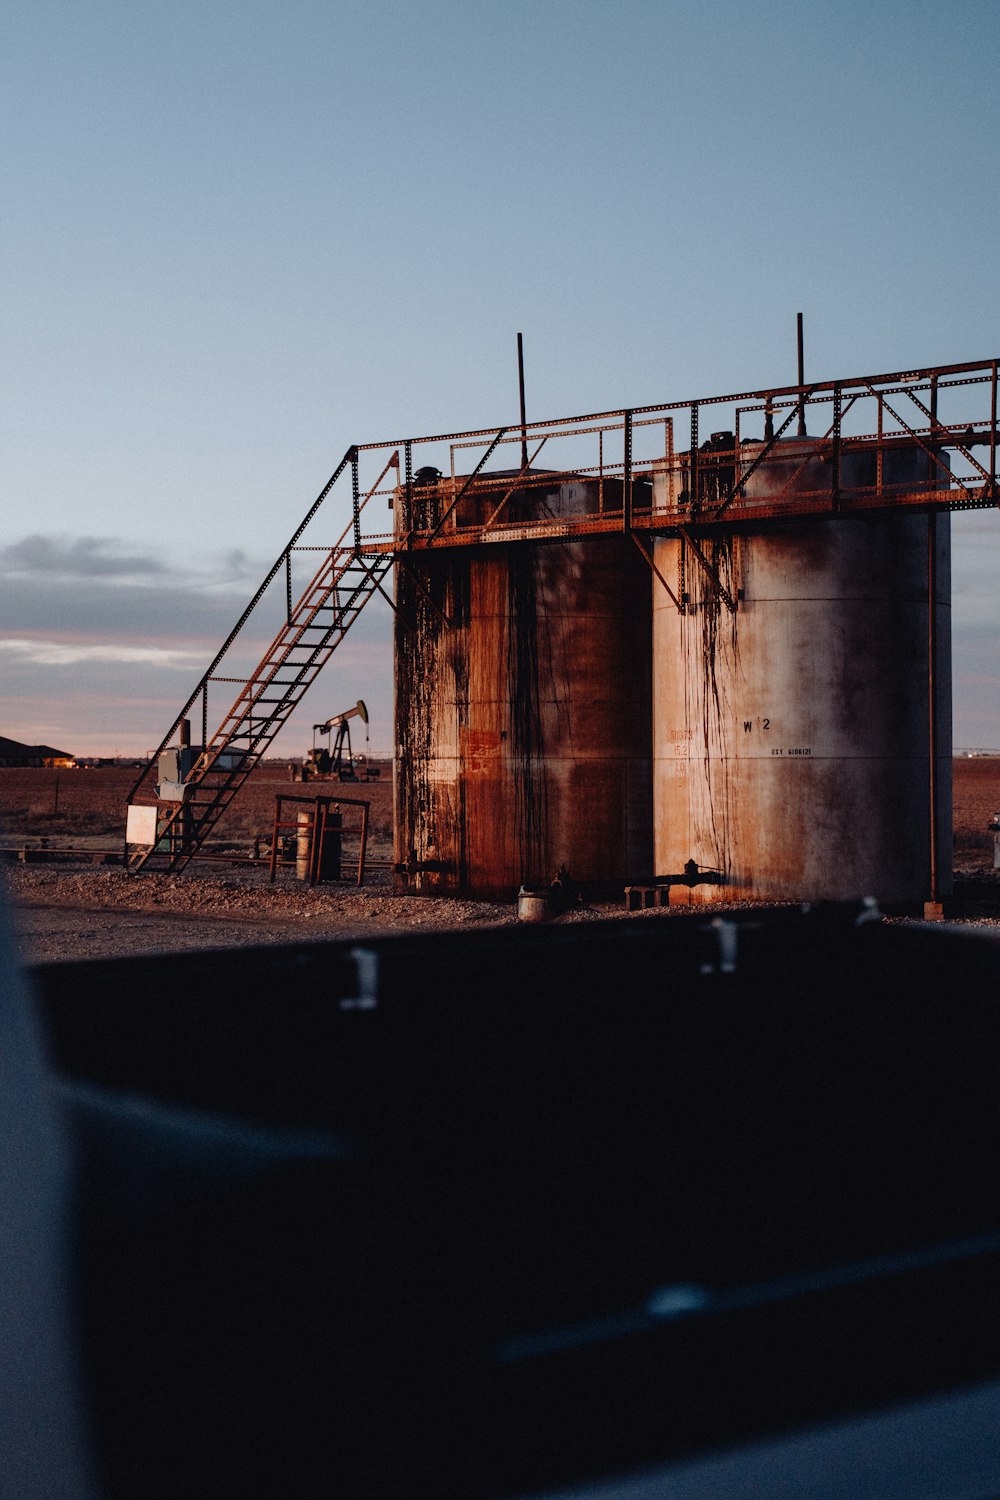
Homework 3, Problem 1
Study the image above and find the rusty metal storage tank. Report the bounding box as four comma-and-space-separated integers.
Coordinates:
652, 438, 952, 903
394, 473, 652, 900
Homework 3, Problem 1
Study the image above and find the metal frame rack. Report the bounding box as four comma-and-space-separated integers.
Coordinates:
267, 793, 370, 888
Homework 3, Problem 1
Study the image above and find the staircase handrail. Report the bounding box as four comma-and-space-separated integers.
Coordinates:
125, 446, 356, 804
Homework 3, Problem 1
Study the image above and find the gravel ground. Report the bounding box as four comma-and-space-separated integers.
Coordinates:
6, 857, 1000, 966
4, 860, 662, 965
4, 863, 523, 964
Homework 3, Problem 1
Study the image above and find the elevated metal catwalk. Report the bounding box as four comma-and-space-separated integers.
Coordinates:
126, 357, 1000, 872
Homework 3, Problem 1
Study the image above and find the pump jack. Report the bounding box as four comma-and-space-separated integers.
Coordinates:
296, 700, 379, 782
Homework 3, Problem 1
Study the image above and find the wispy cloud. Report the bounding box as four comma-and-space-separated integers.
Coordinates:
1, 534, 166, 579
0, 638, 205, 669
0, 532, 391, 649
0, 533, 268, 591
0, 533, 277, 644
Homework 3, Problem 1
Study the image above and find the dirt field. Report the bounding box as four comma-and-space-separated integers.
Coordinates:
952, 757, 1000, 870
2, 760, 999, 964
0, 761, 395, 852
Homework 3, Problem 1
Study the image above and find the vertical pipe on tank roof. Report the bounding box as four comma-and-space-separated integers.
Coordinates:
796, 312, 807, 437
517, 333, 528, 472
927, 376, 940, 908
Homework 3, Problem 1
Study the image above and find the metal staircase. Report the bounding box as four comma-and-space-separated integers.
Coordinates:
125, 446, 398, 874
127, 546, 392, 873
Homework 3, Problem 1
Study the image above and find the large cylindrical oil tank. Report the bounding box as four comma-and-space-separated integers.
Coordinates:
652, 438, 952, 903
394, 474, 652, 899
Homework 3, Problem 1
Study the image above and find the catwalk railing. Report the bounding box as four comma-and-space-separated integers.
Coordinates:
372, 355, 999, 551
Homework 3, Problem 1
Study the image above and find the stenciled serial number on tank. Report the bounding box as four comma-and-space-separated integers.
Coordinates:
740, 718, 811, 757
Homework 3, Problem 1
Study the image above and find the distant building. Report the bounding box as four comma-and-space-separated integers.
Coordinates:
0, 737, 75, 769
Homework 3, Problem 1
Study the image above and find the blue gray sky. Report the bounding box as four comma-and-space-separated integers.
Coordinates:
2, 0, 998, 754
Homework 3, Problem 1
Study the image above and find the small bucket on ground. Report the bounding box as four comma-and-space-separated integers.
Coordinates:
518, 885, 556, 923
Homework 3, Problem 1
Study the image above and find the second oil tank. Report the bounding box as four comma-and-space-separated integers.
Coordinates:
651, 437, 952, 903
